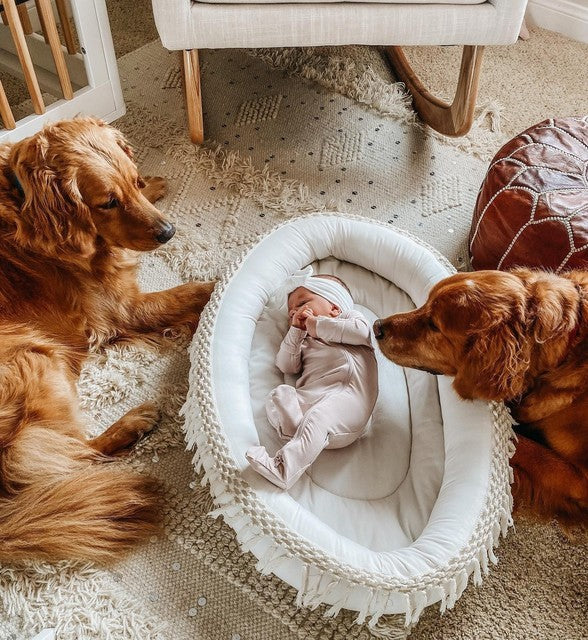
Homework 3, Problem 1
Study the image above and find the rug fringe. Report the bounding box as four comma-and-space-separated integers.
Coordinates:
249, 47, 508, 160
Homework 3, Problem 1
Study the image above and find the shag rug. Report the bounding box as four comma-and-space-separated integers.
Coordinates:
1, 41, 586, 640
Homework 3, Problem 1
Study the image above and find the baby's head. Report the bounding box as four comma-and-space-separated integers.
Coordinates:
287, 274, 353, 323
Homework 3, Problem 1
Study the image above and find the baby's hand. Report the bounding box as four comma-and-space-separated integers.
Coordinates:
290, 307, 310, 330
304, 313, 318, 338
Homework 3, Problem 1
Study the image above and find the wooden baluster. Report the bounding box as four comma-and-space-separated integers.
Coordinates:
33, 0, 49, 43
17, 2, 32, 34
3, 0, 45, 114
0, 80, 16, 129
35, 0, 73, 99
55, 0, 76, 54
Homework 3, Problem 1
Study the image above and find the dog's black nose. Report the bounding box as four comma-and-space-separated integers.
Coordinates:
156, 222, 176, 244
373, 319, 384, 340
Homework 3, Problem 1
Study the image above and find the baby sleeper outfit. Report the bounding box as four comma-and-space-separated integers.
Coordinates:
246, 269, 378, 489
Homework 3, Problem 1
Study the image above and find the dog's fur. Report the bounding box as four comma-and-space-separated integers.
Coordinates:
375, 269, 588, 528
0, 118, 213, 563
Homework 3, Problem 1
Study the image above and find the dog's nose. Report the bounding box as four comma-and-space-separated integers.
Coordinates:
373, 319, 384, 340
156, 222, 176, 244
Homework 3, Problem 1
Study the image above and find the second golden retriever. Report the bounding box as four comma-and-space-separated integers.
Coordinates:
374, 269, 588, 528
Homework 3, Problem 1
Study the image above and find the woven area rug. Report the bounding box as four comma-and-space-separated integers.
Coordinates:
1, 41, 586, 640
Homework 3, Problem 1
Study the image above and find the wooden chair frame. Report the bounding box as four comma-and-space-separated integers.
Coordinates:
385, 45, 484, 137
182, 49, 203, 144
181, 44, 485, 144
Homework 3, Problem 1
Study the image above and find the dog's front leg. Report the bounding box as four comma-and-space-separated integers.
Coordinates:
516, 366, 585, 423
516, 388, 577, 424
124, 281, 215, 337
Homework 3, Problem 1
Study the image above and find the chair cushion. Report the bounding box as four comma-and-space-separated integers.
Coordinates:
196, 0, 484, 4
153, 1, 528, 49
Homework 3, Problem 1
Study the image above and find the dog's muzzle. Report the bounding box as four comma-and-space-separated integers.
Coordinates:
373, 319, 384, 340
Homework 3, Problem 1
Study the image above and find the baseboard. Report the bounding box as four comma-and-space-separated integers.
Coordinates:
526, 0, 588, 43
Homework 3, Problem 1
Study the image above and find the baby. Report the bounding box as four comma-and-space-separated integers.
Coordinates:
246, 266, 378, 489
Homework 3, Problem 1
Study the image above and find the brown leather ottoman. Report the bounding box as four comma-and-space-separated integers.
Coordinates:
469, 116, 588, 272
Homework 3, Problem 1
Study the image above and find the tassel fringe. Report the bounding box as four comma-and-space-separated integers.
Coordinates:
180, 214, 518, 632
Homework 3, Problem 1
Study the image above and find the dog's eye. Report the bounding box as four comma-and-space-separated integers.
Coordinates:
136, 177, 146, 189
100, 198, 119, 209
428, 318, 440, 332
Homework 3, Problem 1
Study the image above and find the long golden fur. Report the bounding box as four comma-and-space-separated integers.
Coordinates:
0, 118, 213, 563
374, 269, 588, 528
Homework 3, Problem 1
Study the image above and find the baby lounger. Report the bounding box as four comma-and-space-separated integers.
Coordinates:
184, 214, 515, 628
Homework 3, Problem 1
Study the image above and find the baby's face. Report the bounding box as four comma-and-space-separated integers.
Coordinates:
287, 286, 340, 322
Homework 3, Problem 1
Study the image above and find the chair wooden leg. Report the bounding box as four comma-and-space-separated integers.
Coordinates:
182, 49, 203, 144
384, 45, 484, 137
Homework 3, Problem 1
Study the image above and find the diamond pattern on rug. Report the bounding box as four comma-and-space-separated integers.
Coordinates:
186, 194, 242, 220
162, 66, 183, 90
319, 132, 364, 169
184, 194, 265, 250
218, 201, 267, 249
235, 94, 283, 126
420, 175, 463, 218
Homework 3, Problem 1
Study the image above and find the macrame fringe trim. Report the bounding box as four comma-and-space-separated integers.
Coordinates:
182, 212, 517, 632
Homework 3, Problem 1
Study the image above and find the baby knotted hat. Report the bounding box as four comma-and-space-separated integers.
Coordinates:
282, 266, 354, 312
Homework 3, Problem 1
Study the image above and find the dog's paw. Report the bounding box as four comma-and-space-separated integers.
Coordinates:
142, 176, 168, 203
92, 402, 161, 456
123, 402, 160, 437
197, 280, 216, 302
178, 280, 216, 314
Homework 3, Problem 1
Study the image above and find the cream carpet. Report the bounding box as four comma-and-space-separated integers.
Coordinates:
1, 29, 587, 640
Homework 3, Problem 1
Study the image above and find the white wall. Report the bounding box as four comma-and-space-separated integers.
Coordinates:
526, 0, 588, 43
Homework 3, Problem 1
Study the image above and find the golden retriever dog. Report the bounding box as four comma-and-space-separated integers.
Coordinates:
0, 118, 213, 563
373, 269, 588, 528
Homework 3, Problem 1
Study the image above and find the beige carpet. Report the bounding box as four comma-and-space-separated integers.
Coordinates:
1, 12, 587, 640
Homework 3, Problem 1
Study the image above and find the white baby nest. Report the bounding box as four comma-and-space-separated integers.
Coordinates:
184, 213, 515, 628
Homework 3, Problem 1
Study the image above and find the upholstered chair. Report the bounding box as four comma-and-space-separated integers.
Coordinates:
151, 0, 528, 143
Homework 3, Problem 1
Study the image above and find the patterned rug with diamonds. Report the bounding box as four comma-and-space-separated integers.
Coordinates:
1, 41, 586, 640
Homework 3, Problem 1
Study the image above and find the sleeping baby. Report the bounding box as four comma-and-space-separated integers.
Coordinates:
246, 266, 378, 489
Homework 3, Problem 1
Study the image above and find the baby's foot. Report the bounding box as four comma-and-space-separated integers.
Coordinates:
246, 445, 287, 490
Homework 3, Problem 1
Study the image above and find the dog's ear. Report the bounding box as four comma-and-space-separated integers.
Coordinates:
9, 133, 97, 260
450, 277, 531, 401
453, 320, 531, 401
511, 268, 578, 343
531, 282, 577, 343
113, 128, 133, 159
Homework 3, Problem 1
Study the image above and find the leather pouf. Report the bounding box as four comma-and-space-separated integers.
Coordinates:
469, 117, 588, 272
